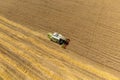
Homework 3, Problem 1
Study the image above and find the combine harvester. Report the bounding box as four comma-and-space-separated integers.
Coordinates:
48, 32, 70, 49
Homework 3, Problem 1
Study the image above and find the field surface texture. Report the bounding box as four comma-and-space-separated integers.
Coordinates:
0, 0, 120, 80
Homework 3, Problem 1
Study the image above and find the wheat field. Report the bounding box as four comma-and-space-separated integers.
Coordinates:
0, 0, 120, 80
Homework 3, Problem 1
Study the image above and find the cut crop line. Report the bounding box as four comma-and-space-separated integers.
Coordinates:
0, 32, 63, 80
